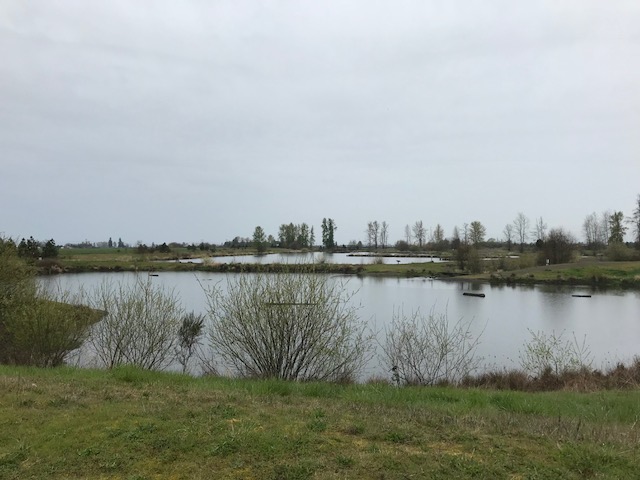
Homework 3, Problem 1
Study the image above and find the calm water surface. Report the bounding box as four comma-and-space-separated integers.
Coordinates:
40, 272, 640, 378
176, 252, 447, 265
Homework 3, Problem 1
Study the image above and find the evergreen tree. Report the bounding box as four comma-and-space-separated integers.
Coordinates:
321, 218, 337, 249
42, 239, 58, 258
18, 236, 40, 259
609, 211, 627, 244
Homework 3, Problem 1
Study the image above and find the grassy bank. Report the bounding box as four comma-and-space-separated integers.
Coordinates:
44, 248, 456, 278
41, 248, 640, 287
468, 259, 640, 288
1, 366, 640, 479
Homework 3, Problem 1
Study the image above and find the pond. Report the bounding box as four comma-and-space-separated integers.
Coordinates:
175, 251, 448, 265
40, 272, 640, 380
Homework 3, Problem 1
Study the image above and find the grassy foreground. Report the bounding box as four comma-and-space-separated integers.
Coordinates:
2, 367, 640, 479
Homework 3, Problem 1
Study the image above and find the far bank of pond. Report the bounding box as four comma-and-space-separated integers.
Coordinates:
42, 253, 640, 289
40, 271, 640, 379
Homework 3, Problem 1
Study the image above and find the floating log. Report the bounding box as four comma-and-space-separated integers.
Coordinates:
149, 273, 159, 277
572, 294, 591, 298
463, 292, 485, 298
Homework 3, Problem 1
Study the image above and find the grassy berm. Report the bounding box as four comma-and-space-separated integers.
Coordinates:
1, 366, 639, 479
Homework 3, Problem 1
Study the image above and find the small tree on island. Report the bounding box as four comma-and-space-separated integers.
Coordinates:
252, 226, 268, 254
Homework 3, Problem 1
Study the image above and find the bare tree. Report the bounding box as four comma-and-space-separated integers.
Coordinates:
372, 221, 379, 249
532, 217, 548, 242
583, 212, 602, 250
513, 213, 530, 253
366, 221, 380, 249
432, 224, 444, 245
366, 222, 375, 249
205, 272, 371, 382
503, 224, 514, 251
381, 307, 483, 386
630, 194, 640, 248
380, 221, 389, 249
412, 221, 426, 248
87, 278, 184, 370
404, 224, 412, 245
600, 211, 611, 246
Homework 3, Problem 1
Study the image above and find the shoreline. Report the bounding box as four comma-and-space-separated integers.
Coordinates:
36, 259, 640, 289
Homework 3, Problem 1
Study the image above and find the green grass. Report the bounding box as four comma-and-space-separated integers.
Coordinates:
1, 366, 640, 479
475, 259, 640, 287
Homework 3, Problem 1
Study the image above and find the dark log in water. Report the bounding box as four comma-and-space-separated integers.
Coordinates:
572, 294, 591, 298
463, 292, 485, 298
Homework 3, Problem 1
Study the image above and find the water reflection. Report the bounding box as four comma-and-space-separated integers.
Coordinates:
176, 251, 449, 265
39, 272, 640, 378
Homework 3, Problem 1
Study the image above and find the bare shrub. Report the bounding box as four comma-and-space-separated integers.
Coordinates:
519, 329, 593, 378
462, 369, 529, 391
371, 256, 384, 265
205, 272, 372, 382
86, 278, 184, 370
381, 307, 483, 386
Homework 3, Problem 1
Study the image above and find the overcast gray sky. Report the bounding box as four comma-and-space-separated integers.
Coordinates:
1, 1, 639, 246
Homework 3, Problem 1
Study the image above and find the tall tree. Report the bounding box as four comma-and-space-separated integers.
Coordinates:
404, 224, 412, 245
366, 221, 379, 249
380, 221, 389, 249
309, 226, 315, 248
18, 236, 40, 259
583, 212, 602, 250
503, 224, 514, 251
372, 221, 379, 249
328, 219, 336, 249
630, 194, 640, 248
252, 226, 267, 254
412, 221, 426, 248
469, 221, 486, 246
451, 226, 461, 250
609, 211, 627, 244
532, 217, 548, 242
42, 239, 58, 258
297, 223, 310, 248
600, 211, 611, 246
431, 224, 445, 251
322, 218, 337, 250
513, 213, 530, 253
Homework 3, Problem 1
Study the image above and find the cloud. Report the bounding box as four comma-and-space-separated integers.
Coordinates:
1, 1, 639, 243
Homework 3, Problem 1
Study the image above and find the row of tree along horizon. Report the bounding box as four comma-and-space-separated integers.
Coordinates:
8, 196, 640, 260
